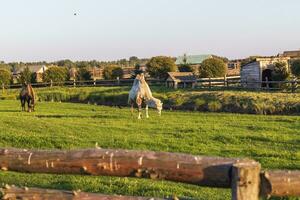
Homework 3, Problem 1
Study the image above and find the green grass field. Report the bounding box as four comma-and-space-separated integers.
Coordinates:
0, 100, 299, 199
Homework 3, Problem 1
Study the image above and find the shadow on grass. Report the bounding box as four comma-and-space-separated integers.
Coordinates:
0, 110, 21, 113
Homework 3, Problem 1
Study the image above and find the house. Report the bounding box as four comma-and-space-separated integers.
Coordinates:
240, 57, 290, 88
227, 60, 241, 76
13, 65, 48, 83
166, 72, 197, 89
88, 67, 103, 80
175, 54, 213, 75
122, 67, 135, 79
69, 67, 104, 80
282, 50, 300, 59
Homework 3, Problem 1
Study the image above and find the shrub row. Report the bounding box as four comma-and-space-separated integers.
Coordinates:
1, 87, 300, 115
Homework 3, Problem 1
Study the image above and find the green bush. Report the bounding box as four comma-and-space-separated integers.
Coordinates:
18, 67, 35, 84
103, 66, 123, 80
146, 56, 177, 79
291, 59, 300, 78
43, 66, 68, 83
3, 86, 300, 115
272, 62, 289, 81
207, 101, 222, 112
76, 68, 92, 81
194, 98, 206, 109
0, 69, 11, 86
199, 58, 227, 78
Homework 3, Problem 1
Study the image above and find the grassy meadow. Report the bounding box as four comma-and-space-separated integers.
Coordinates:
0, 100, 299, 199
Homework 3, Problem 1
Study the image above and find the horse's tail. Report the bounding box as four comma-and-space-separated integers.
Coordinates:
28, 84, 35, 105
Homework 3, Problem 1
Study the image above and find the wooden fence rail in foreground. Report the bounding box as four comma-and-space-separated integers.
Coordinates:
0, 186, 165, 200
0, 148, 300, 200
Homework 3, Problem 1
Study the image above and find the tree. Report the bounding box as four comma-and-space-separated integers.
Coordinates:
19, 67, 35, 84
291, 59, 300, 78
178, 54, 194, 72
0, 62, 11, 71
199, 58, 227, 78
272, 62, 289, 81
112, 67, 123, 79
129, 56, 139, 66
146, 56, 177, 79
57, 60, 75, 68
103, 66, 123, 80
43, 66, 68, 83
178, 64, 194, 72
0, 69, 11, 86
76, 67, 92, 81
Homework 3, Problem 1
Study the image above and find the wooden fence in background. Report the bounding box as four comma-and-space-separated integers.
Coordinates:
0, 148, 299, 200
1, 76, 299, 93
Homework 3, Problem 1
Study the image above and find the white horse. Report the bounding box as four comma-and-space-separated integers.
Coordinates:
128, 74, 163, 119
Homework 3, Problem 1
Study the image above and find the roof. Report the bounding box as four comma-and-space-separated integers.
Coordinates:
167, 72, 197, 82
175, 55, 212, 65
241, 56, 290, 67
283, 50, 300, 58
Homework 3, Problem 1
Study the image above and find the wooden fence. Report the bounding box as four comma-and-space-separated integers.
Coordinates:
1, 76, 300, 93
0, 148, 299, 200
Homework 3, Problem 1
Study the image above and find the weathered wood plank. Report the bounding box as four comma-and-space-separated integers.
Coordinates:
260, 170, 300, 197
0, 148, 239, 188
0, 186, 165, 200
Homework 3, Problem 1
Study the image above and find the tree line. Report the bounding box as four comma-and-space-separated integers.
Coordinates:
1, 56, 300, 86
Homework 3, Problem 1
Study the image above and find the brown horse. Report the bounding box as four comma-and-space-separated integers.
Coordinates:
20, 83, 36, 112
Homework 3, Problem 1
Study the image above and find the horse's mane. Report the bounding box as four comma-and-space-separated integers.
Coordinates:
140, 74, 153, 99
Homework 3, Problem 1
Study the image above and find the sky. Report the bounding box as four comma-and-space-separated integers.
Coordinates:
1, 0, 300, 62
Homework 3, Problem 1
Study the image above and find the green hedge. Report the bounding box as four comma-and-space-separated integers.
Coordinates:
1, 86, 300, 115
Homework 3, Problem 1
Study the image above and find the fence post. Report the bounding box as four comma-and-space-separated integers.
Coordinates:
265, 77, 269, 91
117, 77, 120, 85
50, 80, 53, 87
94, 79, 96, 87
231, 160, 261, 200
209, 77, 211, 89
292, 78, 297, 93
2, 83, 4, 94
73, 79, 76, 88
224, 75, 227, 87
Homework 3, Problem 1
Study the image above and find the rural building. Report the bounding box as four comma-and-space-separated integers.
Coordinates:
69, 67, 104, 80
89, 67, 103, 80
240, 57, 290, 88
227, 60, 241, 76
122, 67, 135, 79
166, 72, 197, 89
175, 54, 213, 75
13, 65, 48, 83
282, 50, 300, 59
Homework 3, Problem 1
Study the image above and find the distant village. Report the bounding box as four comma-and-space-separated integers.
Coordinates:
1, 49, 300, 89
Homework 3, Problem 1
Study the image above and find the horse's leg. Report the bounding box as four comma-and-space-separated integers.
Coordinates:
27, 99, 31, 112
138, 104, 142, 119
145, 104, 149, 118
21, 98, 25, 111
136, 97, 143, 119
130, 102, 134, 116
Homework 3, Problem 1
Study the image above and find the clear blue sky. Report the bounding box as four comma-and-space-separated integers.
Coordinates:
1, 0, 300, 62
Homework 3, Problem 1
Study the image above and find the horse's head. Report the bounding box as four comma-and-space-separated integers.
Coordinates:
149, 97, 163, 116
